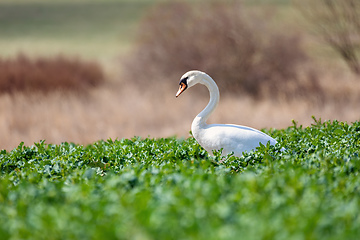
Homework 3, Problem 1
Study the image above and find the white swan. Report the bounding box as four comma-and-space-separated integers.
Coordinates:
176, 70, 277, 157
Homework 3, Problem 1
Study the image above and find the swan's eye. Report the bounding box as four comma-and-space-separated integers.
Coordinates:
179, 76, 188, 85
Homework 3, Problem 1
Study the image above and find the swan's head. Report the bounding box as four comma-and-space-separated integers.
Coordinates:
176, 70, 205, 97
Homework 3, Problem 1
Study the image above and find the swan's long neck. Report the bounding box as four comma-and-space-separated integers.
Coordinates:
192, 74, 220, 129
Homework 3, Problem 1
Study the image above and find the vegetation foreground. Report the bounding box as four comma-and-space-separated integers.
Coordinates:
0, 119, 359, 240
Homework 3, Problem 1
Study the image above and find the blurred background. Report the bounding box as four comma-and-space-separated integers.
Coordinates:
0, 0, 359, 150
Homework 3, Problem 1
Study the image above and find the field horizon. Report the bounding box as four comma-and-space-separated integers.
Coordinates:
1, 65, 359, 151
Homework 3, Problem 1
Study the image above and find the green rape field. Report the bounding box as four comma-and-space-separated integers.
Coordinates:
1, 118, 360, 240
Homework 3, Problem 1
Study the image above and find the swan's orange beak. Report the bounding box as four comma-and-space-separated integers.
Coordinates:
176, 82, 187, 97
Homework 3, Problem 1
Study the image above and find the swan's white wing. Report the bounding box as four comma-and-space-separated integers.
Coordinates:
197, 124, 277, 157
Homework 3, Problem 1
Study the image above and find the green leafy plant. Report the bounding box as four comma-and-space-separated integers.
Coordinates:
0, 119, 359, 239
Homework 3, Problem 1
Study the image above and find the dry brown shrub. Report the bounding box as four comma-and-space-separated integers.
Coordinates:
295, 0, 360, 75
123, 1, 319, 100
0, 54, 104, 95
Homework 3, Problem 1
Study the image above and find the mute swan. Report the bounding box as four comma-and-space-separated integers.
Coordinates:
176, 70, 277, 157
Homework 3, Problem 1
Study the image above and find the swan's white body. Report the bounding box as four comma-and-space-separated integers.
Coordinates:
176, 70, 277, 157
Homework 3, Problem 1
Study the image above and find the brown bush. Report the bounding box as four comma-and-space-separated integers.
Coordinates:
123, 1, 319, 100
0, 54, 104, 95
